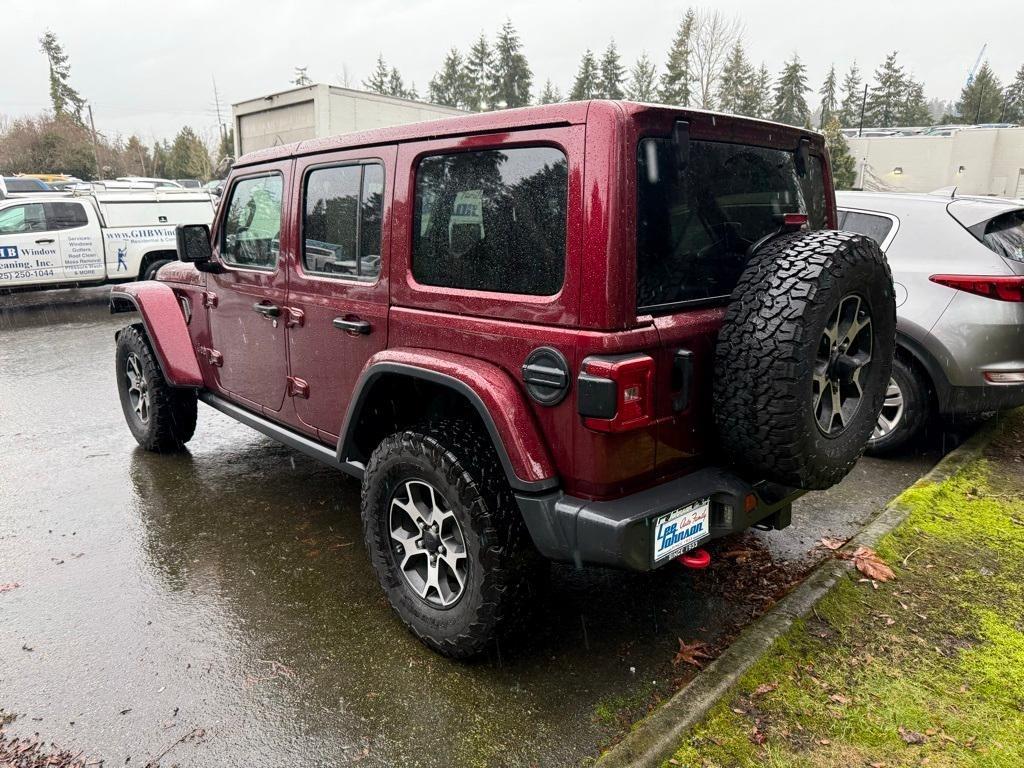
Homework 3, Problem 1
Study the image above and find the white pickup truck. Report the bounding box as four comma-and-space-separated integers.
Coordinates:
0, 189, 215, 289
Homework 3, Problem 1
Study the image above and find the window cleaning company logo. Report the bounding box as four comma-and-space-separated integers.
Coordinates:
0, 245, 19, 260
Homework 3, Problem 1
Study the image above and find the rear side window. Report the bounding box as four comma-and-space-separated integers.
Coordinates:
44, 202, 88, 230
303, 163, 384, 281
839, 211, 894, 247
636, 138, 826, 310
412, 146, 568, 296
221, 174, 283, 269
980, 210, 1024, 263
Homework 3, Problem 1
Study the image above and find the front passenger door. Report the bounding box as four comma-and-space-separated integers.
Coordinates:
207, 168, 291, 415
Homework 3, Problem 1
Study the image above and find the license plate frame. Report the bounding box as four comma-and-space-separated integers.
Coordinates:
653, 498, 711, 563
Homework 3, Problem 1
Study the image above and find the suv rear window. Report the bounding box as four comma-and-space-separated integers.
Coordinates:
980, 209, 1024, 263
837, 210, 894, 247
636, 138, 826, 311
412, 146, 568, 296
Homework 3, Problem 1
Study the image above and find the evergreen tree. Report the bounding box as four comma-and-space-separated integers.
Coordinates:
659, 8, 696, 106
818, 64, 838, 128
599, 41, 626, 100
166, 126, 211, 180
406, 81, 420, 101
39, 31, 86, 123
538, 79, 562, 104
363, 54, 391, 94
716, 41, 753, 115
570, 50, 600, 100
292, 66, 312, 86
626, 54, 658, 102
898, 77, 931, 125
215, 128, 234, 176
744, 64, 772, 119
1004, 64, 1024, 123
490, 19, 532, 109
823, 115, 857, 189
838, 62, 863, 127
464, 33, 494, 111
772, 54, 810, 126
428, 48, 468, 108
865, 51, 906, 127
956, 63, 1004, 123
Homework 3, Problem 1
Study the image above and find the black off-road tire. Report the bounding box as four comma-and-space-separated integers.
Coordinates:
866, 357, 930, 456
115, 323, 197, 452
142, 258, 173, 281
361, 419, 546, 658
714, 230, 896, 490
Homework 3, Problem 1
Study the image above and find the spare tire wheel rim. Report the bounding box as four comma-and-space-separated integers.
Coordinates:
387, 479, 468, 608
813, 293, 873, 437
125, 352, 150, 424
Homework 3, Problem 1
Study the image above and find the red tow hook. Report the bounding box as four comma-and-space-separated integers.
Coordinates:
677, 547, 711, 569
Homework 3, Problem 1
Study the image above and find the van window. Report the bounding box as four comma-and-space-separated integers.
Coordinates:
221, 174, 283, 270
303, 163, 384, 281
636, 138, 826, 310
840, 211, 894, 247
412, 146, 568, 296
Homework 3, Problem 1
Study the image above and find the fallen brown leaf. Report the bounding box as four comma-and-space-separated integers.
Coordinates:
673, 638, 713, 668
819, 536, 847, 550
852, 546, 896, 582
898, 726, 926, 744
749, 726, 767, 745
752, 682, 779, 697
829, 693, 851, 705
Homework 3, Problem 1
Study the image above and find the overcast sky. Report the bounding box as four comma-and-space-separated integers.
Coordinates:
3, 0, 1021, 145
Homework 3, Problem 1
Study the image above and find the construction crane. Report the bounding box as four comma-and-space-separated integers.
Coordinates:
964, 43, 987, 88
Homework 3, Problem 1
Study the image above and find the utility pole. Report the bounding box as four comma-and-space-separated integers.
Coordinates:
857, 83, 868, 137
87, 104, 102, 179
212, 76, 226, 143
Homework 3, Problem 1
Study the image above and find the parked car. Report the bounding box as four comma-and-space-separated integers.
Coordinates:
116, 176, 183, 189
3, 176, 57, 194
837, 191, 1024, 453
111, 101, 895, 658
0, 188, 215, 289
175, 179, 203, 189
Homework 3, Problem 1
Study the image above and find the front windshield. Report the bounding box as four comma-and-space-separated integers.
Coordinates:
636, 138, 826, 311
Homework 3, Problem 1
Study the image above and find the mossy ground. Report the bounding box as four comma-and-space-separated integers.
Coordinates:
668, 412, 1024, 768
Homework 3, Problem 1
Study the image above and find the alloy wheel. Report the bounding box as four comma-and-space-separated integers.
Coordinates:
125, 353, 150, 424
812, 293, 874, 436
388, 479, 468, 608
872, 377, 905, 440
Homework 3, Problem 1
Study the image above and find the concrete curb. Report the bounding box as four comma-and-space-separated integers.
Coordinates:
595, 422, 1000, 768
0, 285, 110, 316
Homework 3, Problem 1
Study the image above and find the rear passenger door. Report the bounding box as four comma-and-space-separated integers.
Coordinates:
285, 147, 395, 440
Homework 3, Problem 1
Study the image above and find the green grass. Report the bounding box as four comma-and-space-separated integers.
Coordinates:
668, 416, 1024, 768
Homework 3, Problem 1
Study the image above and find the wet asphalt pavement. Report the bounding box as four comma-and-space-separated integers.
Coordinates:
0, 299, 943, 767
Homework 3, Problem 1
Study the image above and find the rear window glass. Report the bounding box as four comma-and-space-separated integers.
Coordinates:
4, 178, 47, 192
636, 138, 826, 310
838, 211, 893, 247
303, 163, 384, 281
412, 146, 568, 296
980, 209, 1024, 263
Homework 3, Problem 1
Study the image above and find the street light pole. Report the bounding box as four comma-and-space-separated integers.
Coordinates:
858, 84, 868, 137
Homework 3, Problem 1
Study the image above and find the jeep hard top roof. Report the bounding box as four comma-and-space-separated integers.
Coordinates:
234, 100, 825, 169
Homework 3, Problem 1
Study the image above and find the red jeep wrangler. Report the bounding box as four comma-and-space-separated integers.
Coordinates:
111, 101, 895, 658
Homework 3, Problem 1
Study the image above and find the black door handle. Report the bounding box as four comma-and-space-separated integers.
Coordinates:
35, 238, 55, 244
333, 317, 371, 335
253, 302, 280, 318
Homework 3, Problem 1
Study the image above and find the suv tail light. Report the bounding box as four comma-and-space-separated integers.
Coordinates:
578, 354, 655, 433
929, 274, 1024, 302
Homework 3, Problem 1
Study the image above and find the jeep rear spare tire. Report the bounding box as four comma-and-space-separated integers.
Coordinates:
714, 230, 896, 490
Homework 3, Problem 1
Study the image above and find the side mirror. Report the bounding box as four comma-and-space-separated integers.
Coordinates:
176, 223, 216, 270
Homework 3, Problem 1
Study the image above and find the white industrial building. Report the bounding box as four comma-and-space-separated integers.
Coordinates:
847, 127, 1024, 198
232, 84, 466, 157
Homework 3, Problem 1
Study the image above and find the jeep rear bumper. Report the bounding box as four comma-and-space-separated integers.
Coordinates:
515, 468, 802, 571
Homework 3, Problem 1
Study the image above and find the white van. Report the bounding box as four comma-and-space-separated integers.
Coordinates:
0, 189, 215, 289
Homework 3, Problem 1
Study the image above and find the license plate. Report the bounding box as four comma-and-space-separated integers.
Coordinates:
653, 498, 711, 562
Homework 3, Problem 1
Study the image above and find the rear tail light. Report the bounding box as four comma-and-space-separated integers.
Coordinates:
984, 371, 1024, 384
929, 274, 1024, 302
578, 354, 655, 433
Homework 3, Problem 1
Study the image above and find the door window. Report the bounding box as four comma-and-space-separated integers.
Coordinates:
0, 203, 46, 234
412, 146, 568, 296
44, 202, 88, 230
221, 174, 283, 269
302, 163, 384, 281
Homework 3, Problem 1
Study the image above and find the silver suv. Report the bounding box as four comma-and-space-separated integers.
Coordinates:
836, 191, 1024, 453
